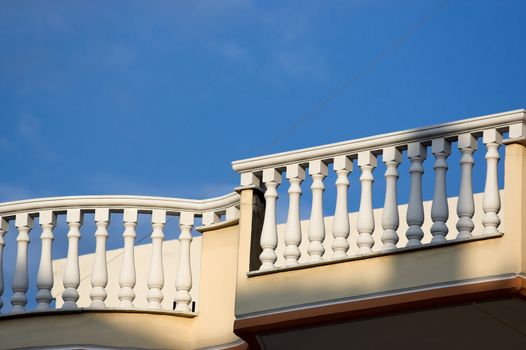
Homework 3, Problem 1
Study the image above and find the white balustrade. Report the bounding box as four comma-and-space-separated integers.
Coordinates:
331, 156, 352, 258
175, 212, 194, 312
482, 129, 502, 234
356, 152, 377, 254
381, 147, 401, 251
430, 139, 451, 243
36, 211, 56, 310
63, 209, 82, 309
11, 213, 33, 312
456, 134, 477, 238
147, 209, 166, 309
307, 160, 328, 262
90, 208, 110, 308
406, 143, 427, 247
0, 218, 7, 312
284, 164, 305, 265
119, 208, 137, 309
259, 169, 281, 270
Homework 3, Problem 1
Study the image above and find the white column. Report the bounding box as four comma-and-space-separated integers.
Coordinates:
456, 134, 477, 239
11, 213, 33, 312
147, 210, 165, 309
36, 211, 56, 310
284, 164, 305, 265
62, 209, 82, 309
0, 218, 7, 312
381, 147, 401, 251
430, 139, 451, 243
259, 168, 281, 270
119, 208, 137, 309
307, 160, 328, 262
331, 156, 352, 258
482, 129, 502, 235
175, 212, 194, 312
406, 143, 427, 247
90, 208, 109, 308
357, 152, 377, 254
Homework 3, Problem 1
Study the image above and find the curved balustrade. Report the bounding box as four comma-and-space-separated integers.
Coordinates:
233, 109, 526, 272
0, 193, 239, 314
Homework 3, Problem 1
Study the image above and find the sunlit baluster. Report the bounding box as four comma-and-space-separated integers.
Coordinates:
406, 143, 427, 247
483, 129, 503, 234
430, 139, 451, 243
147, 210, 166, 309
175, 212, 194, 312
90, 208, 109, 308
357, 152, 377, 254
332, 156, 352, 258
284, 164, 305, 265
0, 218, 7, 312
36, 211, 56, 310
62, 209, 82, 309
226, 206, 240, 221
457, 134, 477, 239
119, 208, 137, 309
11, 213, 33, 312
307, 160, 328, 262
202, 212, 220, 226
381, 147, 401, 251
259, 168, 281, 270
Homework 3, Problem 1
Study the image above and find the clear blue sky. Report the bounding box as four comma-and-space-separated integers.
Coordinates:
1, 0, 524, 202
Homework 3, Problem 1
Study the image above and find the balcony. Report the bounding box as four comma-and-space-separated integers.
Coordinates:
1, 109, 526, 349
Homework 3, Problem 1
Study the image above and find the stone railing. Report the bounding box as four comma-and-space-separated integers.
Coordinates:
0, 193, 239, 315
232, 109, 526, 273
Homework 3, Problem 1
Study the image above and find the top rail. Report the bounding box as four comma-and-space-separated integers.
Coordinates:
0, 192, 240, 219
232, 109, 525, 173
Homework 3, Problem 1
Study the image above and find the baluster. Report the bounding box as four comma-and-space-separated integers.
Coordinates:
357, 152, 377, 254
62, 209, 82, 309
147, 210, 166, 309
381, 147, 401, 251
90, 208, 109, 308
175, 212, 194, 312
226, 206, 240, 221
483, 129, 502, 234
0, 218, 7, 312
406, 143, 427, 247
202, 212, 220, 226
456, 134, 477, 239
307, 160, 328, 262
430, 139, 451, 243
331, 156, 352, 258
11, 213, 33, 312
284, 164, 305, 265
36, 211, 56, 310
119, 209, 137, 309
259, 169, 281, 270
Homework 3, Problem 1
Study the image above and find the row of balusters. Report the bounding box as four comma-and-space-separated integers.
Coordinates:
0, 208, 230, 314
254, 130, 503, 270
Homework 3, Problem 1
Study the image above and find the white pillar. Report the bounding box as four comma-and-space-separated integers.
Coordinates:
62, 209, 82, 309
90, 208, 109, 308
381, 147, 401, 251
406, 143, 427, 247
119, 208, 137, 309
284, 164, 305, 266
0, 218, 7, 312
331, 156, 352, 258
357, 151, 377, 254
482, 129, 502, 235
307, 160, 328, 262
431, 138, 451, 243
36, 211, 56, 310
456, 134, 477, 239
175, 212, 194, 312
259, 168, 281, 270
11, 213, 33, 312
147, 210, 165, 309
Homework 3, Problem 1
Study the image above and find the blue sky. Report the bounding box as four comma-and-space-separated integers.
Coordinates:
1, 0, 524, 202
